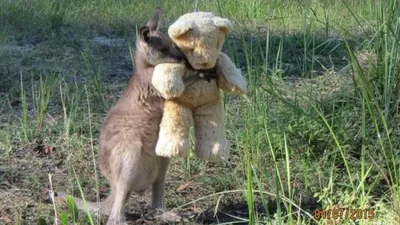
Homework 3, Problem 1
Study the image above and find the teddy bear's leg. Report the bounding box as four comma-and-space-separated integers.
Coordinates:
193, 98, 229, 162
156, 100, 193, 158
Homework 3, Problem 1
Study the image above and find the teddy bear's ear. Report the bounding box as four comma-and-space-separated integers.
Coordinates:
213, 17, 233, 34
168, 21, 193, 39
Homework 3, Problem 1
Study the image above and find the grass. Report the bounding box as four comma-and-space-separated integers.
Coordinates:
1, 0, 400, 224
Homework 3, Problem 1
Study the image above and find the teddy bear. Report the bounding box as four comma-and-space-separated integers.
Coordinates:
151, 11, 247, 162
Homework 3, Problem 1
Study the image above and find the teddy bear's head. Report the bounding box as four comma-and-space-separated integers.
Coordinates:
168, 12, 233, 70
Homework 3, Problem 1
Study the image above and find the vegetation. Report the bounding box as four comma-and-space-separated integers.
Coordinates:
1, 0, 399, 224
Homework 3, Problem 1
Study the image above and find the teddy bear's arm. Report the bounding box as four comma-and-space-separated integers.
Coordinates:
152, 63, 186, 99
216, 52, 248, 94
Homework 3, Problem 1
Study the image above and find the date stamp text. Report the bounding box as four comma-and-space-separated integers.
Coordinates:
313, 208, 375, 220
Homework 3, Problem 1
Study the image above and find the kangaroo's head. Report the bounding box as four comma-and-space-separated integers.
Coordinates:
136, 7, 184, 66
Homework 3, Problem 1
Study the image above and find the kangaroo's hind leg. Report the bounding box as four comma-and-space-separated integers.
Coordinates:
150, 156, 170, 209
106, 180, 130, 225
105, 144, 141, 225
148, 156, 183, 222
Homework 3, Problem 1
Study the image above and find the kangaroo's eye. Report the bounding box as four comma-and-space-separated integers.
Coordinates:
160, 46, 168, 53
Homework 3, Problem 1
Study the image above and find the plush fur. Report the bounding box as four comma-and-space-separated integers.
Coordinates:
151, 12, 247, 162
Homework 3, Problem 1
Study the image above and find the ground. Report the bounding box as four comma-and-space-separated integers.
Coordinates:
1, 0, 400, 225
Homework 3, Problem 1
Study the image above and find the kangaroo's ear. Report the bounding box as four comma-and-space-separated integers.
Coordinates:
146, 7, 162, 31
139, 26, 150, 43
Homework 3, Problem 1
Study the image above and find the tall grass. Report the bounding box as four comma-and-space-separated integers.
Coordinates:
233, 0, 400, 224
0, 0, 380, 39
343, 0, 400, 218
31, 73, 56, 136
2, 0, 400, 224
19, 72, 29, 142
60, 80, 77, 139
81, 50, 109, 113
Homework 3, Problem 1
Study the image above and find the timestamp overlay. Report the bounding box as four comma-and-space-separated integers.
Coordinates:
313, 208, 375, 221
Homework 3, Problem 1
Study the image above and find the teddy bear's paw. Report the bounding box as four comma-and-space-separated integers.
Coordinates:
233, 78, 248, 94
161, 82, 185, 99
195, 139, 230, 162
155, 136, 190, 158
152, 65, 186, 99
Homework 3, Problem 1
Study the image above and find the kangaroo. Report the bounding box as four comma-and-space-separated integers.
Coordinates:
56, 7, 185, 225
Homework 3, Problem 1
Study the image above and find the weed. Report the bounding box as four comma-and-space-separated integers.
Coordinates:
19, 72, 29, 142
31, 73, 56, 137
